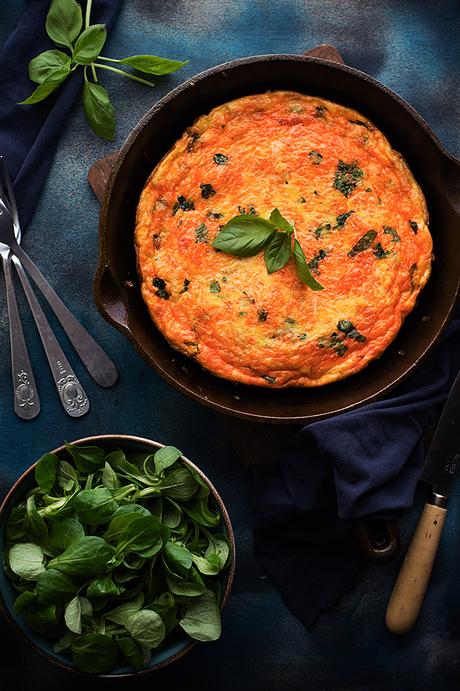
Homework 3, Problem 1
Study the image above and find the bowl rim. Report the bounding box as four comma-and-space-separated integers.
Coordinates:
0, 434, 236, 678
95, 52, 460, 424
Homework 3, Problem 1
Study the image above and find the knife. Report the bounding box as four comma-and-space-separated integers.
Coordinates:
385, 367, 460, 634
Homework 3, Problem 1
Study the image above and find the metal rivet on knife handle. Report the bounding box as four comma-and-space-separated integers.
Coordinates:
13, 257, 90, 418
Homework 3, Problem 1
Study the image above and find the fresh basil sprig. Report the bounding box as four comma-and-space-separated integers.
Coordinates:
4, 443, 231, 674
19, 0, 188, 140
212, 208, 324, 291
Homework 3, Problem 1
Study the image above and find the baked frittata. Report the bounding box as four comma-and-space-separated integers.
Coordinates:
135, 92, 432, 387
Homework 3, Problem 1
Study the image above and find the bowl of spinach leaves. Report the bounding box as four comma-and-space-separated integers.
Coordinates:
0, 434, 235, 676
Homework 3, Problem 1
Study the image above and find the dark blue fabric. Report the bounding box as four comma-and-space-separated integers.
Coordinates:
252, 312, 460, 627
0, 0, 122, 229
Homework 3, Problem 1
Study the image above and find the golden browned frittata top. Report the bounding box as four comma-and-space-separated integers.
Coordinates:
135, 91, 432, 387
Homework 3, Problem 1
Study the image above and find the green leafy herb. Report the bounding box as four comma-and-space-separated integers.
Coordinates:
315, 104, 328, 118
19, 0, 188, 139
200, 183, 216, 199
373, 242, 391, 259
318, 331, 348, 356
349, 119, 370, 128
308, 150, 323, 164
335, 211, 355, 228
313, 223, 331, 240
172, 195, 195, 214
213, 153, 228, 165
212, 208, 323, 290
348, 230, 377, 257
383, 226, 400, 242
209, 280, 221, 293
307, 249, 327, 274
195, 223, 208, 243
257, 309, 268, 322
333, 160, 364, 197
409, 220, 418, 234
4, 442, 231, 674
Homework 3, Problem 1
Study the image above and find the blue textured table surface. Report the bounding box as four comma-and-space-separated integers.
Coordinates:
1, 2, 460, 689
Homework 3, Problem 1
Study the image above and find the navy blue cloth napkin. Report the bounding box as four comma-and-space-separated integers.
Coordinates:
251, 309, 460, 627
0, 0, 122, 230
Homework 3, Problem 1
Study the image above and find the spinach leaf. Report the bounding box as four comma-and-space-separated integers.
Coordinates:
116, 636, 144, 668
103, 506, 151, 544
178, 589, 221, 641
153, 446, 182, 474
73, 24, 107, 65
182, 497, 221, 528
64, 596, 93, 634
14, 590, 36, 614
6, 505, 26, 542
66, 443, 105, 473
126, 609, 166, 649
333, 160, 364, 197
87, 575, 123, 599
26, 601, 59, 633
164, 564, 205, 597
163, 541, 193, 577
54, 629, 76, 653
146, 592, 177, 635
57, 460, 80, 492
8, 543, 46, 580
74, 487, 119, 525
101, 461, 120, 490
45, 0, 82, 50
49, 516, 85, 550
160, 467, 198, 500
35, 453, 59, 493
71, 633, 118, 674
104, 593, 144, 625
36, 569, 76, 605
162, 498, 182, 529
118, 55, 188, 74
47, 536, 114, 577
192, 553, 220, 576
24, 495, 49, 545
115, 516, 163, 557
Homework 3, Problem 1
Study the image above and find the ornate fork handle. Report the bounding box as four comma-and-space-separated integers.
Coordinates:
1, 251, 40, 420
13, 257, 90, 418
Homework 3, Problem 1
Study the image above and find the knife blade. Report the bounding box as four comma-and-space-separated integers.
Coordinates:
386, 366, 460, 634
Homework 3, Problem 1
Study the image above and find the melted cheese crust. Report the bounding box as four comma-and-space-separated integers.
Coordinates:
135, 92, 432, 387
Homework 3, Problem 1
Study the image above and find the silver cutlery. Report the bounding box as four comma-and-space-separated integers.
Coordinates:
13, 256, 90, 418
0, 245, 40, 420
0, 162, 118, 389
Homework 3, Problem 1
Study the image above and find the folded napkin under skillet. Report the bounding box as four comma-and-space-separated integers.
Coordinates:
2, 0, 460, 633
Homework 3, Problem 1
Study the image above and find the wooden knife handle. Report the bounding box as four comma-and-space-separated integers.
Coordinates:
385, 502, 447, 634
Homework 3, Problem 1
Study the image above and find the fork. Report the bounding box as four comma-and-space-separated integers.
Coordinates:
0, 193, 118, 389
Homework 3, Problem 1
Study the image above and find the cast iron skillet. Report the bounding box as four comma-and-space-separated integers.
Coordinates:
95, 51, 460, 424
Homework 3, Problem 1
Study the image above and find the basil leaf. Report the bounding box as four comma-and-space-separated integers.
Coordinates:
18, 73, 68, 105
66, 443, 105, 473
82, 81, 115, 141
71, 633, 118, 674
49, 516, 85, 550
35, 452, 59, 493
47, 536, 114, 577
74, 487, 119, 525
118, 54, 188, 74
24, 495, 49, 545
36, 569, 76, 605
153, 446, 182, 474
178, 589, 221, 641
72, 24, 107, 65
126, 609, 166, 649
28, 49, 71, 84
212, 216, 276, 256
14, 590, 36, 614
293, 239, 324, 290
8, 543, 46, 581
264, 231, 291, 274
45, 0, 82, 49
269, 208, 294, 233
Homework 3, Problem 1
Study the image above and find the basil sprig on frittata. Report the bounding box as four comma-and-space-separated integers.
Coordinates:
212, 209, 323, 291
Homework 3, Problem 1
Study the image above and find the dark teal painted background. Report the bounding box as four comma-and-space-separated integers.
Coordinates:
1, 1, 459, 689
